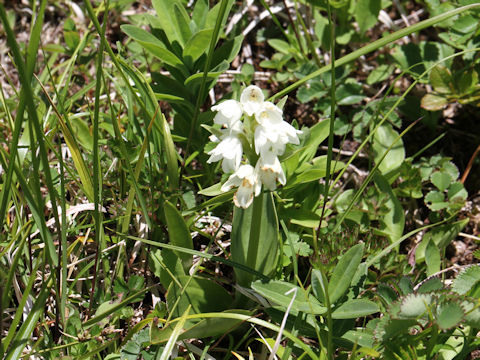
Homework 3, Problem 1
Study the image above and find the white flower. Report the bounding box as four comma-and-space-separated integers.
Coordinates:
255, 101, 283, 126
255, 152, 286, 191
221, 164, 261, 209
254, 125, 287, 157
207, 135, 243, 173
240, 85, 264, 116
254, 115, 301, 156
212, 99, 243, 128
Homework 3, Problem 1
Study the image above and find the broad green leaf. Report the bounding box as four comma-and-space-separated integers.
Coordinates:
166, 276, 233, 318
173, 3, 191, 45
374, 317, 418, 341
311, 269, 328, 304
211, 35, 243, 69
438, 327, 466, 360
290, 157, 345, 185
367, 64, 394, 85
183, 28, 213, 63
231, 192, 279, 286
282, 207, 321, 229
178, 309, 252, 340
416, 219, 468, 262
374, 174, 404, 243
205, 0, 234, 30
421, 93, 448, 111
354, 0, 381, 34
198, 182, 223, 196
431, 170, 452, 191
252, 280, 327, 314
164, 201, 193, 271
268, 39, 294, 55
191, 0, 208, 30
121, 25, 185, 70
151, 0, 186, 46
436, 302, 464, 330
463, 300, 480, 328
451, 14, 478, 33
160, 114, 179, 190
332, 299, 379, 319
425, 190, 448, 211
184, 70, 224, 87
391, 41, 455, 79
298, 119, 330, 164
328, 243, 364, 304
455, 68, 478, 94
425, 239, 441, 276
336, 80, 366, 105
70, 115, 93, 151
448, 181, 468, 202
430, 65, 452, 93
372, 123, 405, 174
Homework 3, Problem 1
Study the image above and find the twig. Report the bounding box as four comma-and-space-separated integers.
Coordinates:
460, 143, 480, 184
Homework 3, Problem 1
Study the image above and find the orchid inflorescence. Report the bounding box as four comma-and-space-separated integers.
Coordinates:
207, 85, 301, 209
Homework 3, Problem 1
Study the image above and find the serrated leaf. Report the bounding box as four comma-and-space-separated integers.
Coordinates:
374, 317, 417, 341
336, 80, 365, 105
462, 300, 480, 327
452, 265, 480, 295
251, 280, 327, 314
377, 284, 398, 304
398, 277, 414, 295
436, 302, 464, 330
417, 277, 443, 293
399, 293, 434, 318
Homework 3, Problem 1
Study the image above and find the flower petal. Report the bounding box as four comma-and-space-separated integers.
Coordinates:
212, 99, 243, 127
240, 85, 264, 116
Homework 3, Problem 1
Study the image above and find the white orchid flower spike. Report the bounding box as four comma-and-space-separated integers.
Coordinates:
206, 84, 302, 208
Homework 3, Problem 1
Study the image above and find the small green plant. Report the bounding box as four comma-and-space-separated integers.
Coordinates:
372, 265, 480, 359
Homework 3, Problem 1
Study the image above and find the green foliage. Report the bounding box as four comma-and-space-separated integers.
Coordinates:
1, 0, 479, 358
372, 266, 480, 358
